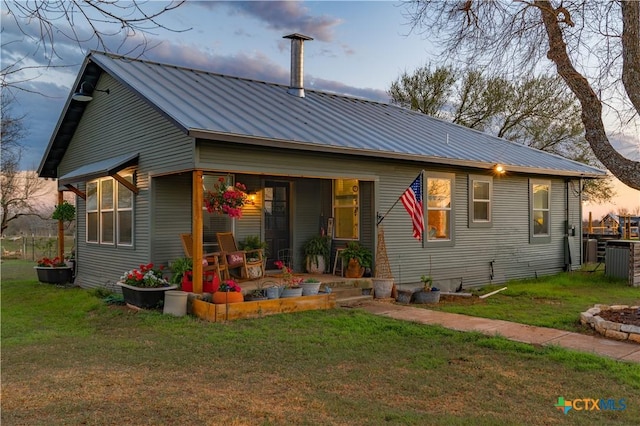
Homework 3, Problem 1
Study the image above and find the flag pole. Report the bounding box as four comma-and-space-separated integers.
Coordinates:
376, 170, 424, 230
376, 197, 402, 226
376, 171, 424, 227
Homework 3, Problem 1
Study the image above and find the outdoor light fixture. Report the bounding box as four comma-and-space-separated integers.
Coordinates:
71, 81, 110, 102
494, 164, 506, 174
247, 192, 257, 205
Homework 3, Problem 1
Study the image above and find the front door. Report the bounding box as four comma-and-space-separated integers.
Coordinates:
264, 180, 291, 270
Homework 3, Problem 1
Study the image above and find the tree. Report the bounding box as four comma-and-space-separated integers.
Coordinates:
0, 94, 49, 235
2, 0, 187, 92
402, 0, 640, 190
390, 65, 614, 201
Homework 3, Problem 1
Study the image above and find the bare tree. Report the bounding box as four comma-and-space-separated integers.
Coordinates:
2, 0, 187, 92
402, 0, 640, 190
1, 94, 50, 234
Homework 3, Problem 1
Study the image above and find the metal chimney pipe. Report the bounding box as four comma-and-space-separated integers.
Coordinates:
283, 33, 313, 98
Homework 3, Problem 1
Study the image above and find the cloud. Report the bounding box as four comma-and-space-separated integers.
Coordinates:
194, 1, 342, 42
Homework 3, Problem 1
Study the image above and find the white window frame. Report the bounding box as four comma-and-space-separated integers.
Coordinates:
117, 175, 134, 246
468, 175, 492, 228
530, 179, 551, 244
86, 175, 134, 246
425, 172, 455, 247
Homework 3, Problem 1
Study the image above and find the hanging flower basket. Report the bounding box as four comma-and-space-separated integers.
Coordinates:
204, 177, 247, 219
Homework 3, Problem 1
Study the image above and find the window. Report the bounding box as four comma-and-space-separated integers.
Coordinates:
333, 179, 359, 240
117, 176, 134, 245
468, 175, 492, 228
86, 176, 134, 246
426, 173, 454, 244
530, 179, 551, 243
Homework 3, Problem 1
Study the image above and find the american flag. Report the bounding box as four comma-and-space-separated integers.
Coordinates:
400, 173, 424, 240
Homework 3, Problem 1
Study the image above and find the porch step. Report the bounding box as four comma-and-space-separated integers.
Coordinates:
327, 286, 364, 299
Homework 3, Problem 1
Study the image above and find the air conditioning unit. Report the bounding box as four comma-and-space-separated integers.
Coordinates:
605, 240, 637, 282
584, 239, 597, 263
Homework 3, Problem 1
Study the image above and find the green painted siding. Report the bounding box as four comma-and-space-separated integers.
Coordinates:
61, 75, 194, 289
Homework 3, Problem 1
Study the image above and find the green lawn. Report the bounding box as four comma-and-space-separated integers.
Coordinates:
2, 260, 639, 425
428, 269, 639, 332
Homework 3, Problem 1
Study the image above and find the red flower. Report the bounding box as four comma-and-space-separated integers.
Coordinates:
204, 178, 247, 219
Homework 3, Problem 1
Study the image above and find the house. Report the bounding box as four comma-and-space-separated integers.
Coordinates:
38, 34, 606, 292
599, 214, 640, 238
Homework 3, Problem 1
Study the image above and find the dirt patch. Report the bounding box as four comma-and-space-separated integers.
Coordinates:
598, 307, 640, 327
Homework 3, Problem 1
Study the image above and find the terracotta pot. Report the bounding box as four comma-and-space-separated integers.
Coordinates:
212, 291, 244, 304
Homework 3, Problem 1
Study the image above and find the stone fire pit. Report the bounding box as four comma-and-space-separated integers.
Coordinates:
580, 305, 640, 343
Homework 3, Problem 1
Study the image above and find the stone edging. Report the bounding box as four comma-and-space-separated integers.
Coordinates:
580, 305, 640, 344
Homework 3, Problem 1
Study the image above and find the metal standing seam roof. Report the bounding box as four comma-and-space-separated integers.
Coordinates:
40, 51, 607, 179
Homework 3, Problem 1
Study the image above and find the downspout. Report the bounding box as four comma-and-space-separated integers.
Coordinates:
579, 178, 584, 267
57, 191, 65, 260
565, 179, 572, 271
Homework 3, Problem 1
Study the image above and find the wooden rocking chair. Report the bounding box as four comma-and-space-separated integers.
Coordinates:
180, 233, 229, 280
216, 232, 265, 280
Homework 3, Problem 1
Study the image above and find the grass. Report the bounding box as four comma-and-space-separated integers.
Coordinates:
427, 268, 639, 332
2, 260, 640, 425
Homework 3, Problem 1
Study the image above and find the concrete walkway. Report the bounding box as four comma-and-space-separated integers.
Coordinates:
357, 301, 640, 363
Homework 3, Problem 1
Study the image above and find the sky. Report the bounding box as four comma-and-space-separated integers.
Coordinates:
2, 0, 638, 218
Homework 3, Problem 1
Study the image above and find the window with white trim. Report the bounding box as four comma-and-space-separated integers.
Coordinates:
86, 176, 134, 246
426, 172, 454, 245
530, 179, 551, 243
468, 175, 492, 228
333, 179, 359, 240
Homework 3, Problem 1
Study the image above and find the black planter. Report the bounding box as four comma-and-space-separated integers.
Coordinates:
117, 282, 178, 309
34, 266, 73, 284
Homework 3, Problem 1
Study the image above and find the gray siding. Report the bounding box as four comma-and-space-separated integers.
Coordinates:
66, 89, 584, 289
63, 75, 194, 289
197, 142, 580, 287
152, 174, 193, 264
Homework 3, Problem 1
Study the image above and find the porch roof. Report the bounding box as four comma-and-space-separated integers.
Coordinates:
58, 152, 139, 186
39, 51, 606, 179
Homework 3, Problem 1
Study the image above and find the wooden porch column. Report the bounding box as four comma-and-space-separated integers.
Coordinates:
192, 170, 204, 293
57, 191, 65, 260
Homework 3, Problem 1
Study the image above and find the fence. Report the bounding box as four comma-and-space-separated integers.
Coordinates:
1, 236, 76, 261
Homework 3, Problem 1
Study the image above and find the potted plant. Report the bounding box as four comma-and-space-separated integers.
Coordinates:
275, 260, 303, 297
212, 279, 244, 304
117, 263, 177, 309
413, 274, 440, 304
339, 241, 372, 278
34, 256, 73, 284
52, 200, 76, 224
303, 235, 331, 274
239, 235, 268, 278
244, 280, 268, 301
204, 177, 248, 218
170, 257, 193, 288
300, 277, 322, 296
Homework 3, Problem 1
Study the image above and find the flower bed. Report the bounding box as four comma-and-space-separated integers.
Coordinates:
580, 304, 640, 344
191, 293, 336, 322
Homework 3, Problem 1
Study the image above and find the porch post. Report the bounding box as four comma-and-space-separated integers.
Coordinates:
192, 170, 204, 293
57, 191, 65, 260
